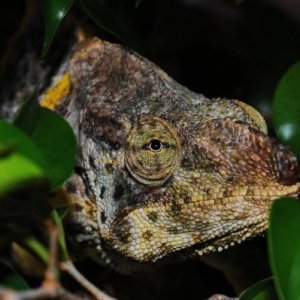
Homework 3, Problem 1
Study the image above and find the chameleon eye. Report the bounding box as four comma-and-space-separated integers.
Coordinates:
149, 139, 163, 152
125, 116, 182, 186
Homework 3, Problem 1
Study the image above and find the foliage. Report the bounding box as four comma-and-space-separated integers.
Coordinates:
0, 118, 49, 219
40, 0, 74, 57
273, 61, 300, 158
240, 59, 300, 299
268, 198, 300, 300
40, 0, 147, 56
15, 101, 76, 191
0, 93, 76, 289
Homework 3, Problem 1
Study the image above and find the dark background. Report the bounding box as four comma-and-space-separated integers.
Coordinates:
1, 0, 300, 299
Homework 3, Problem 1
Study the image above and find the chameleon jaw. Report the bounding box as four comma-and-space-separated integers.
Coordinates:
104, 182, 300, 263
195, 189, 300, 256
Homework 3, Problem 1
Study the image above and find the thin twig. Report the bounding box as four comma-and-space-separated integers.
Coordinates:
0, 286, 85, 300
60, 260, 116, 300
0, 219, 88, 300
0, 219, 115, 300
42, 219, 59, 290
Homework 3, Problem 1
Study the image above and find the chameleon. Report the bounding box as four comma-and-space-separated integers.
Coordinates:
1, 33, 300, 274
38, 37, 300, 273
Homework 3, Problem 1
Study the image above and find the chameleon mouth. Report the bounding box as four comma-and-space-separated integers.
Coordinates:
167, 189, 300, 261
189, 189, 300, 257
192, 226, 259, 256
108, 183, 300, 263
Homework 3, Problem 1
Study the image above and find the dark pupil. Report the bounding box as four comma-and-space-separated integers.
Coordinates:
150, 139, 162, 151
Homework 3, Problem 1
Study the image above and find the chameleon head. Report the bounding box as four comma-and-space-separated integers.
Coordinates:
64, 38, 300, 266
109, 113, 300, 263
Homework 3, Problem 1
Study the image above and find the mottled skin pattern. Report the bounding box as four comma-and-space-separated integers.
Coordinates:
46, 38, 299, 273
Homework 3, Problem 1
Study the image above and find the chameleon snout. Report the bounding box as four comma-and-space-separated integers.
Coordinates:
107, 117, 300, 262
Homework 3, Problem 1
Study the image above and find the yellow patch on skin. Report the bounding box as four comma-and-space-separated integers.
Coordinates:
234, 100, 268, 134
40, 73, 71, 110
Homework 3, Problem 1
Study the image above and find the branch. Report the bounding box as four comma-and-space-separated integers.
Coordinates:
60, 260, 116, 300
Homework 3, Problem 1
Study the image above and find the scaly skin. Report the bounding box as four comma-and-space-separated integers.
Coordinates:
40, 37, 299, 273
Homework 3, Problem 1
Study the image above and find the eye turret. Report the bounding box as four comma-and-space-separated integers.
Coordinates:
125, 116, 182, 187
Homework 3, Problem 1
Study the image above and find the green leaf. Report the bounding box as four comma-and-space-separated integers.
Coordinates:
30, 108, 76, 191
24, 237, 49, 265
0, 120, 50, 218
52, 209, 69, 261
40, 0, 74, 58
0, 152, 44, 197
240, 278, 278, 300
268, 197, 300, 300
0, 162, 49, 220
79, 0, 147, 48
290, 249, 300, 300
0, 119, 46, 170
15, 103, 77, 191
79, 0, 123, 41
13, 89, 40, 134
273, 61, 300, 157
0, 258, 30, 290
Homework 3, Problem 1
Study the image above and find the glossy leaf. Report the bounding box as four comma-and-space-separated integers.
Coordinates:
0, 119, 45, 170
30, 108, 76, 191
239, 278, 278, 300
15, 103, 76, 191
13, 89, 40, 134
0, 152, 44, 197
0, 121, 49, 217
79, 0, 123, 41
40, 0, 74, 57
273, 61, 300, 157
79, 0, 149, 48
268, 197, 300, 300
0, 125, 49, 218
